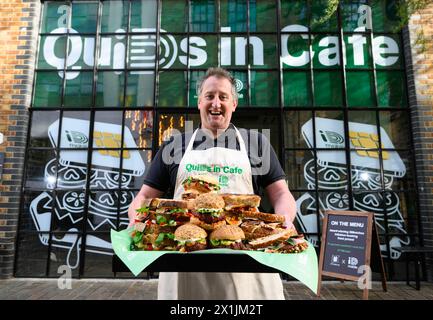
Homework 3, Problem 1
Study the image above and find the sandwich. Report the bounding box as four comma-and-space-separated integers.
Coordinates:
182, 175, 221, 200
266, 234, 309, 253
221, 194, 261, 213
130, 220, 157, 251
221, 194, 261, 226
209, 225, 246, 250
131, 198, 192, 251
151, 198, 192, 227
133, 198, 157, 223
247, 228, 296, 251
239, 211, 294, 240
190, 193, 226, 230
174, 224, 208, 252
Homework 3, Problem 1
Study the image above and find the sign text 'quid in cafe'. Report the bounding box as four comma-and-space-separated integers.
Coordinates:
43, 5, 399, 79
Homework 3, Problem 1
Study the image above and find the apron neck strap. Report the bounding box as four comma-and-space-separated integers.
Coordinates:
186, 125, 247, 153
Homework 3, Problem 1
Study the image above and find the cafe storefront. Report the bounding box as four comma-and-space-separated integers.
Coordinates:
10, 0, 426, 280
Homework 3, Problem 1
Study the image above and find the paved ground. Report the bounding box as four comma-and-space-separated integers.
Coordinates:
1, 279, 432, 300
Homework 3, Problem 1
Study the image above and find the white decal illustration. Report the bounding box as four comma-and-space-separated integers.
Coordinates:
30, 118, 145, 269
296, 117, 410, 259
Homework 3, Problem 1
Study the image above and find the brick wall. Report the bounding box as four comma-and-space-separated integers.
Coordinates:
405, 3, 433, 281
0, 0, 40, 278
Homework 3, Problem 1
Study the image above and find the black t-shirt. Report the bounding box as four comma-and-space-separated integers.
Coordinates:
143, 124, 286, 198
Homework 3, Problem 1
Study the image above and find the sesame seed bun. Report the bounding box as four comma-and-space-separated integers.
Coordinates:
210, 225, 245, 241
174, 223, 207, 241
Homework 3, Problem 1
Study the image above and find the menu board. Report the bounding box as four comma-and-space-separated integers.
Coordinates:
317, 210, 388, 300
322, 213, 369, 278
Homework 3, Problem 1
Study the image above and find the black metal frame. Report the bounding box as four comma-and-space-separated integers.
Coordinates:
14, 0, 421, 280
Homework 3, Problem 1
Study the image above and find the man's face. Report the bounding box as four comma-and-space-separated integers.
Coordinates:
198, 76, 237, 134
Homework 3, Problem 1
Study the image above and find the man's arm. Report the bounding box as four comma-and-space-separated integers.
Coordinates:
128, 184, 164, 227
265, 179, 297, 230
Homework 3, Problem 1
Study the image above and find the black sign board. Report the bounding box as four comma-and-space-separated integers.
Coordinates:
323, 213, 369, 277
317, 210, 386, 300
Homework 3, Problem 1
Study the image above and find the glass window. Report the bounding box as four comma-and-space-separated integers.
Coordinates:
128, 34, 156, 70
33, 72, 63, 107
250, 35, 277, 69
283, 71, 312, 107
48, 236, 81, 277
230, 112, 280, 155
95, 72, 125, 107
220, 0, 247, 32
126, 72, 154, 107
231, 71, 248, 107
161, 0, 188, 32
313, 70, 343, 107
100, 1, 128, 33
158, 71, 187, 107
59, 111, 91, 149
379, 110, 410, 150
63, 71, 94, 107
25, 149, 57, 189
41, 1, 69, 33
348, 110, 377, 128
190, 0, 217, 32
71, 2, 98, 33
311, 33, 340, 69
21, 191, 52, 232
87, 192, 122, 230
376, 71, 407, 107
83, 235, 115, 277
189, 70, 206, 107
30, 111, 60, 148
373, 34, 402, 69
314, 111, 346, 149
351, 151, 381, 191
90, 156, 121, 185
250, 0, 276, 32
157, 113, 200, 147
316, 151, 348, 190
311, 0, 338, 32
285, 150, 312, 190
280, 0, 308, 28
98, 36, 126, 69
346, 71, 375, 107
37, 35, 67, 69
281, 32, 311, 69
121, 150, 152, 188
130, 0, 157, 30
65, 35, 95, 70
387, 150, 415, 191
344, 34, 372, 69
283, 111, 313, 149
319, 191, 350, 210
371, 0, 401, 33
14, 233, 49, 277
52, 190, 85, 232
124, 110, 154, 149
341, 0, 369, 32
188, 35, 218, 69
250, 71, 278, 106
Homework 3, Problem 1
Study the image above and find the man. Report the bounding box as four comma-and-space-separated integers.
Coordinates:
128, 67, 297, 299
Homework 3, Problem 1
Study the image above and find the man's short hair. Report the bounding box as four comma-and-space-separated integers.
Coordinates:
197, 67, 238, 103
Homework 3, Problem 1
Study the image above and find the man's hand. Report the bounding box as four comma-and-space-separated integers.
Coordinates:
265, 179, 297, 231
128, 184, 164, 227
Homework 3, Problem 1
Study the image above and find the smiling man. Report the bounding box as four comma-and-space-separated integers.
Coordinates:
128, 67, 297, 300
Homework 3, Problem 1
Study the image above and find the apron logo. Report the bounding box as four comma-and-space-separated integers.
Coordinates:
219, 175, 229, 187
